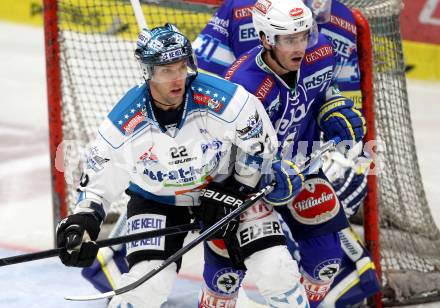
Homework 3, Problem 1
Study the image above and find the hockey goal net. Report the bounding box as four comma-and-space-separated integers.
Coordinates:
44, 0, 440, 306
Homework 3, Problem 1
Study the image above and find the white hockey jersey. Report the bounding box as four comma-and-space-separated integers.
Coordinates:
75, 72, 277, 215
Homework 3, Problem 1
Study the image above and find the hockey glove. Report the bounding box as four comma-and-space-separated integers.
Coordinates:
197, 181, 247, 240
56, 213, 101, 267
323, 141, 371, 217
317, 98, 367, 144
262, 160, 305, 206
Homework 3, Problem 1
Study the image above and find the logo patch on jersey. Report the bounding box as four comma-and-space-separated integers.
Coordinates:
86, 155, 110, 172
193, 93, 224, 113
330, 15, 357, 35
86, 146, 110, 172
234, 5, 253, 20
255, 76, 275, 101
289, 177, 340, 225
212, 269, 244, 294
239, 23, 258, 42
254, 0, 273, 15
139, 145, 158, 164
303, 66, 333, 90
236, 111, 263, 140
208, 16, 229, 36
224, 54, 250, 80
321, 28, 356, 58
122, 110, 146, 133
290, 7, 304, 18
238, 221, 282, 246
126, 214, 166, 254
314, 259, 341, 281
304, 44, 333, 64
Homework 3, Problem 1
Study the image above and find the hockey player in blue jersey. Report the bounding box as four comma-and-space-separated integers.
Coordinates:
193, 0, 380, 307
218, 0, 379, 307
194, 0, 362, 106
194, 0, 369, 238
56, 24, 311, 307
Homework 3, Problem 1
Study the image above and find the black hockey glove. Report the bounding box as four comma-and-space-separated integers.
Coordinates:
56, 213, 101, 267
197, 181, 248, 240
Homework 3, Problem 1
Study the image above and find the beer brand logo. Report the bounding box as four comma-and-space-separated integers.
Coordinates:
193, 93, 223, 113
290, 7, 304, 18
289, 177, 340, 225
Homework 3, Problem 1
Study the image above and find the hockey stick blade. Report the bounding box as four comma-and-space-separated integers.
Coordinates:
65, 140, 337, 302
0, 222, 199, 267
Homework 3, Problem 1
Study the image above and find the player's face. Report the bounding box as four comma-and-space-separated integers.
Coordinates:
273, 31, 309, 71
149, 60, 188, 110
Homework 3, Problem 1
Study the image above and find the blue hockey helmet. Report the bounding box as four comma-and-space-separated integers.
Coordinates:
134, 24, 197, 82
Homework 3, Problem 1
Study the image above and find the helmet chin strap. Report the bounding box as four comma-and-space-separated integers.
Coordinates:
152, 98, 179, 108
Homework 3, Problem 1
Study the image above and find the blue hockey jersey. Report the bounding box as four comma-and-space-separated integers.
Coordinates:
224, 34, 344, 161
193, 0, 361, 106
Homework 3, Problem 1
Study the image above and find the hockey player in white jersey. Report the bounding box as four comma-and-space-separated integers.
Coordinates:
55, 24, 310, 307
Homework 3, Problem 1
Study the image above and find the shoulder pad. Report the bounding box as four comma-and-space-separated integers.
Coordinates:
330, 1, 357, 35
100, 83, 149, 148
225, 48, 278, 103
223, 46, 261, 81
190, 72, 238, 115
190, 73, 254, 123
107, 83, 148, 134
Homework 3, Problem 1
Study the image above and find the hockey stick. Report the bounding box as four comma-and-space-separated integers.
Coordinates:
65, 140, 337, 302
130, 0, 148, 30
0, 222, 199, 267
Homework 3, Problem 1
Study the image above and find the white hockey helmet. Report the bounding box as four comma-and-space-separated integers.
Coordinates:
252, 0, 318, 46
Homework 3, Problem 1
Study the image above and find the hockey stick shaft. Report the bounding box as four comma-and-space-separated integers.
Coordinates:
130, 0, 148, 30
65, 140, 337, 301
0, 222, 199, 267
